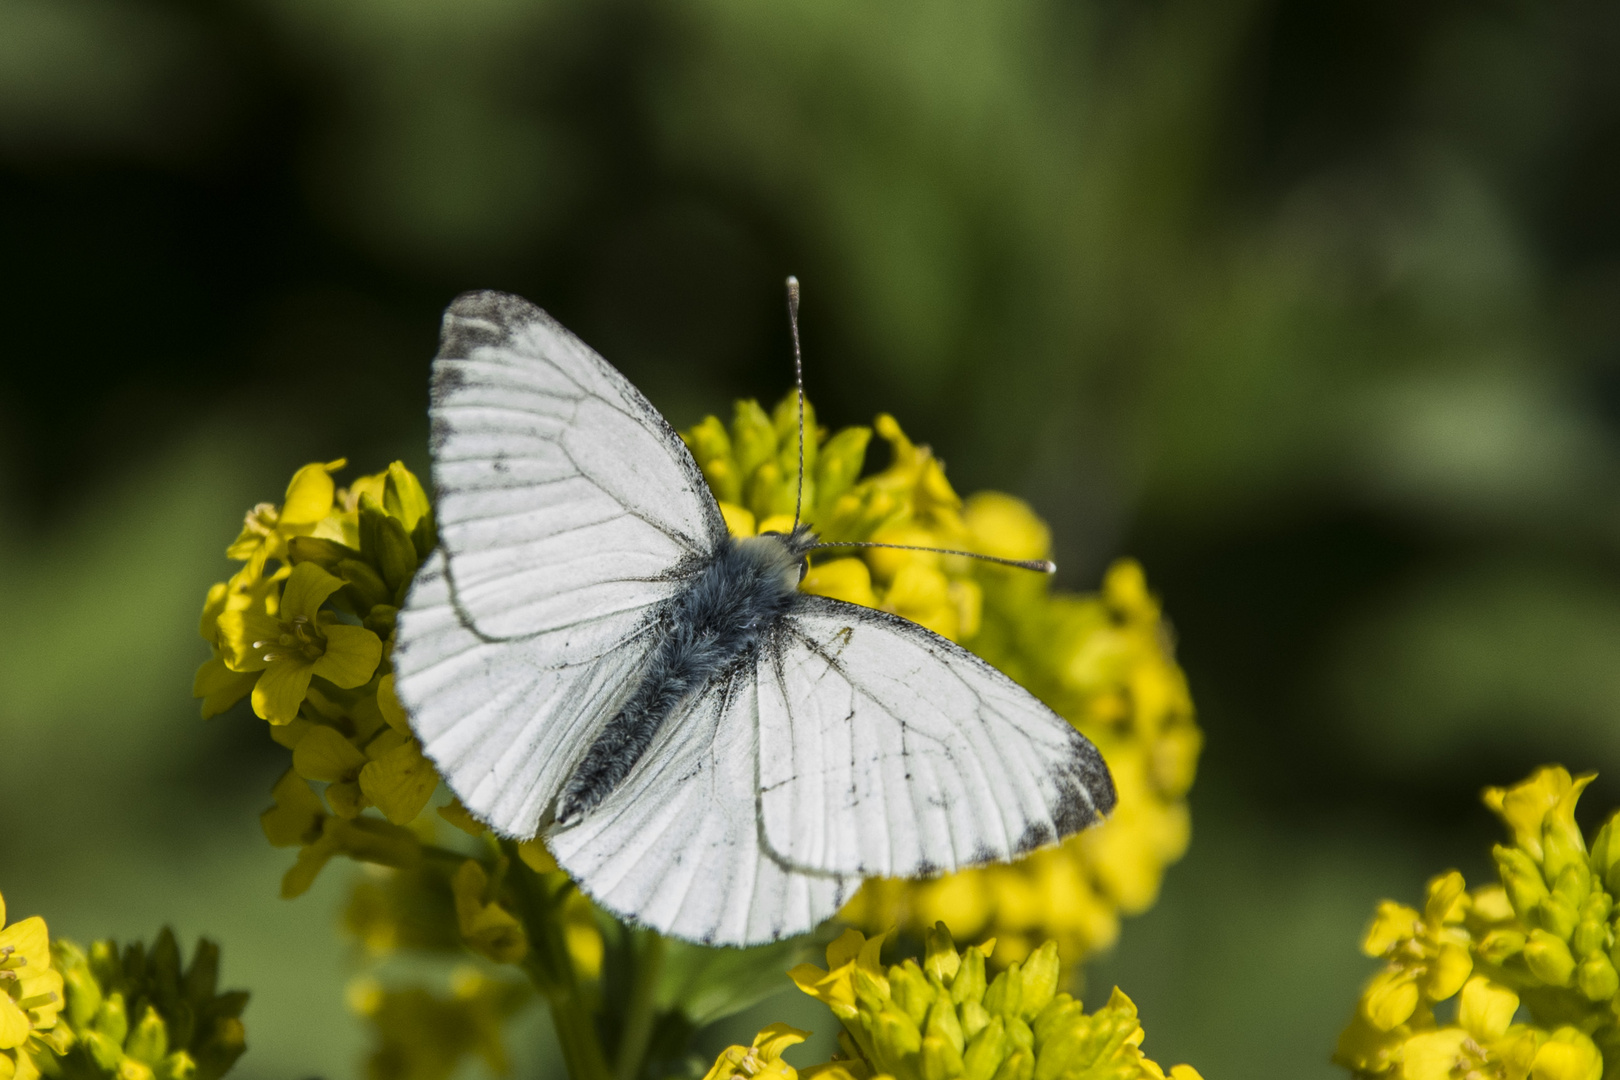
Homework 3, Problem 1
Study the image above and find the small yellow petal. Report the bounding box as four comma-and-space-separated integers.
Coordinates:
1362, 902, 1421, 957
292, 725, 368, 783
1362, 970, 1420, 1031
826, 928, 868, 970
376, 673, 409, 733
0, 917, 49, 971
281, 563, 346, 621
752, 1023, 811, 1061
261, 770, 325, 847
0, 997, 30, 1051
1456, 976, 1518, 1042
194, 658, 257, 719
281, 459, 346, 526
311, 624, 383, 689
1401, 1030, 1469, 1080
358, 739, 437, 825
1424, 943, 1472, 1001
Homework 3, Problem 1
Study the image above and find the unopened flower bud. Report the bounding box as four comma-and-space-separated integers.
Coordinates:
1525, 929, 1577, 986
1537, 894, 1579, 941
124, 1004, 169, 1065
1495, 846, 1551, 919
1577, 955, 1618, 1002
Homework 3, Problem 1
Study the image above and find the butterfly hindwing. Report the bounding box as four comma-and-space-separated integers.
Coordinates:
548, 670, 852, 945
755, 596, 1116, 878
394, 551, 661, 836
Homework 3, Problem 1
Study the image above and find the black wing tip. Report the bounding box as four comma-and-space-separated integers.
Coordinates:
1053, 731, 1117, 837
438, 289, 550, 357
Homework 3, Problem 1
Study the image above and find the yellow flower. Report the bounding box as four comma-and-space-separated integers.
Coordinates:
789, 925, 1200, 1080
218, 562, 383, 724
1355, 873, 1473, 1031
1397, 977, 1539, 1080
225, 458, 348, 579
684, 399, 1200, 965
703, 1023, 811, 1080
192, 567, 287, 719
0, 892, 64, 1080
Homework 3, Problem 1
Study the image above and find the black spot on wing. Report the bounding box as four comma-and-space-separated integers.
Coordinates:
430, 415, 452, 454
914, 859, 941, 878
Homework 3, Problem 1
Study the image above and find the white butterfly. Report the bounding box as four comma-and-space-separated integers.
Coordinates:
393, 287, 1115, 946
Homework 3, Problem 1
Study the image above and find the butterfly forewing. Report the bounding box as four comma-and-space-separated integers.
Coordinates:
429, 291, 725, 641
399, 291, 727, 835
756, 597, 1116, 879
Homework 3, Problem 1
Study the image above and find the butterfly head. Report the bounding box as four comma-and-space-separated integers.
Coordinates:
745, 523, 819, 586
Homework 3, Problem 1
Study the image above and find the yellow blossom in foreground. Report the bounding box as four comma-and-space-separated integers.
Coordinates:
683, 398, 1200, 964
1336, 766, 1620, 1080
0, 891, 65, 1080
775, 925, 1201, 1080
703, 1023, 810, 1080
50, 930, 248, 1080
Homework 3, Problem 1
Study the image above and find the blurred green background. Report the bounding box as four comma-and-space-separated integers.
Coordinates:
4, 0, 1620, 1076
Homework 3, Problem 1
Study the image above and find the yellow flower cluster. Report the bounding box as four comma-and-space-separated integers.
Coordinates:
0, 892, 65, 1080
349, 968, 530, 1080
49, 931, 249, 1080
682, 399, 1200, 963
0, 893, 246, 1080
195, 460, 444, 896
195, 459, 610, 1079
703, 925, 1202, 1080
1336, 766, 1620, 1080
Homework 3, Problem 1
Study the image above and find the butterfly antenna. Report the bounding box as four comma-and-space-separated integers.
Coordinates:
787, 275, 807, 530
809, 540, 1056, 574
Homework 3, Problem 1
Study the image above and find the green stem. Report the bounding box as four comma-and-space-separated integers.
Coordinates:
497, 839, 617, 1080
550, 993, 614, 1080
614, 931, 666, 1080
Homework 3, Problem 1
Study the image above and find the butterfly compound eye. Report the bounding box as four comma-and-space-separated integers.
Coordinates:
797, 558, 809, 584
